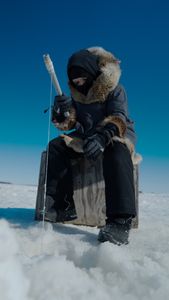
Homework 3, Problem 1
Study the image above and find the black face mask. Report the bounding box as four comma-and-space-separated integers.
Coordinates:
69, 67, 95, 95
74, 75, 94, 95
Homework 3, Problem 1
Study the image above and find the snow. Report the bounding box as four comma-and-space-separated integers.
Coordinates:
0, 183, 169, 300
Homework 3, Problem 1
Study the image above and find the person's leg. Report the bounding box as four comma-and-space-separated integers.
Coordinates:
103, 141, 136, 221
98, 142, 136, 245
45, 136, 81, 222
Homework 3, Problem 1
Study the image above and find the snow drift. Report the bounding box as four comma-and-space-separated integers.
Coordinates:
0, 183, 169, 300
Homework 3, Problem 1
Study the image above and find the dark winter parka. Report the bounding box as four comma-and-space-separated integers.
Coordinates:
56, 47, 136, 159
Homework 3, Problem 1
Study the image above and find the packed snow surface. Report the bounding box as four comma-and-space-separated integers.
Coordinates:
0, 183, 169, 300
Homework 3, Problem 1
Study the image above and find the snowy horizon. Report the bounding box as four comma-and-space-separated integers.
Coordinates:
1, 182, 168, 195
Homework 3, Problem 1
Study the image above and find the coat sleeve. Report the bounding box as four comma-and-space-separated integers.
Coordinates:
102, 85, 128, 137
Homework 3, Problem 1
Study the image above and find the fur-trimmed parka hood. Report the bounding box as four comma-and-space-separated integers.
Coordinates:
68, 47, 121, 104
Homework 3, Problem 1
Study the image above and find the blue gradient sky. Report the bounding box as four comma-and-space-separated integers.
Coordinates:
0, 0, 169, 192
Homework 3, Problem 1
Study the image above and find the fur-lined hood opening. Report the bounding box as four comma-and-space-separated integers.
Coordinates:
68, 47, 121, 104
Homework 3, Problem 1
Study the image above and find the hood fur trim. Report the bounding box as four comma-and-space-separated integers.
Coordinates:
69, 47, 121, 104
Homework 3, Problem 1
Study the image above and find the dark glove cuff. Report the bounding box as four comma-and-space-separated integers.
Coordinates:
96, 132, 107, 148
96, 123, 119, 145
103, 123, 119, 136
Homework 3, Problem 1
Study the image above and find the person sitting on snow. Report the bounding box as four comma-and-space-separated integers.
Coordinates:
45, 47, 137, 245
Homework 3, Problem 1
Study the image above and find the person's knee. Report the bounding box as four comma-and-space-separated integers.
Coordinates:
48, 137, 63, 155
106, 152, 123, 169
103, 143, 127, 168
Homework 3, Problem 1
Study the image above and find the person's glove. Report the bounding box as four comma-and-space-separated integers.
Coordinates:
83, 123, 119, 161
54, 94, 72, 115
51, 94, 72, 123
83, 133, 106, 161
96, 123, 119, 143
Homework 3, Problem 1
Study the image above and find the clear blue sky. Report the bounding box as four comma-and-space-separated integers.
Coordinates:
0, 0, 169, 192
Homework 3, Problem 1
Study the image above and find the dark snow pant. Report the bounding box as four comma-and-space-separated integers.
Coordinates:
46, 136, 136, 219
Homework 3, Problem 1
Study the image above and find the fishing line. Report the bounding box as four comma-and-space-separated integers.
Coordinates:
40, 75, 53, 252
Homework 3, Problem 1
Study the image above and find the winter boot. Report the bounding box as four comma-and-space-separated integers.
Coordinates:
44, 195, 57, 223
56, 200, 77, 222
98, 217, 132, 245
43, 195, 77, 223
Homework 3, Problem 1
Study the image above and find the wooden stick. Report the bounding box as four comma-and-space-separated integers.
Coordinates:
43, 54, 62, 95
43, 54, 69, 117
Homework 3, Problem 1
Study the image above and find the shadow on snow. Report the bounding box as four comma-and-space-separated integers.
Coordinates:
0, 207, 35, 228
0, 208, 98, 245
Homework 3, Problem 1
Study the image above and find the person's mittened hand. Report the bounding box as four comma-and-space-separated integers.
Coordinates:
55, 94, 72, 114
83, 133, 106, 161
51, 105, 66, 124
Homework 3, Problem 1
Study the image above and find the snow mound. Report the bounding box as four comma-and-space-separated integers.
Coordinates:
0, 220, 30, 300
0, 183, 169, 300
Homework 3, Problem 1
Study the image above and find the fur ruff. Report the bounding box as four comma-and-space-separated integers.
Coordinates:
69, 47, 121, 104
55, 46, 121, 131
100, 115, 126, 138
